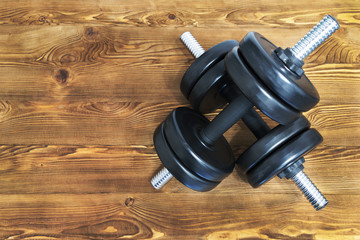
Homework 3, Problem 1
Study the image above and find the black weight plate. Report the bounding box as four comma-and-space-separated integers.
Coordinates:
164, 107, 235, 182
154, 122, 219, 191
181, 40, 239, 99
247, 128, 323, 188
239, 32, 319, 112
237, 116, 310, 174
225, 46, 301, 125
188, 60, 229, 113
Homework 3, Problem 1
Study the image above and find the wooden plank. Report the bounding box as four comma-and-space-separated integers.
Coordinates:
0, 193, 358, 239
0, 0, 358, 29
0, 63, 357, 103
0, 0, 358, 239
0, 24, 357, 103
0, 24, 356, 66
0, 145, 358, 195
0, 63, 358, 103
0, 101, 359, 145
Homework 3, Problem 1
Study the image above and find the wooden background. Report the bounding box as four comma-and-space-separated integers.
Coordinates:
0, 0, 359, 239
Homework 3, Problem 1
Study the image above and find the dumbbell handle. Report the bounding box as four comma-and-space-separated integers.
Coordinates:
200, 93, 253, 145
220, 82, 270, 139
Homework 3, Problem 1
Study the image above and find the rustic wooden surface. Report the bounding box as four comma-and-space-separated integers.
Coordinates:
0, 0, 359, 239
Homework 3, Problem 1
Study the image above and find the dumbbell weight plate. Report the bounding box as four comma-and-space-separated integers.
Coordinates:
154, 123, 219, 191
239, 32, 319, 112
164, 107, 235, 182
181, 40, 239, 99
188, 60, 229, 113
246, 128, 323, 188
225, 46, 301, 125
237, 116, 310, 174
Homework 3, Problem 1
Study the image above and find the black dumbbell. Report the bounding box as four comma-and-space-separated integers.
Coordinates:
150, 16, 339, 202
184, 15, 339, 123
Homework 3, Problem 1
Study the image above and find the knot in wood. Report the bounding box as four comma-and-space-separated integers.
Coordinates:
125, 197, 135, 207
55, 69, 69, 84
168, 13, 176, 20
38, 16, 46, 23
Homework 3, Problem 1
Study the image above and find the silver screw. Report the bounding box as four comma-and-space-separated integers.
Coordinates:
292, 171, 328, 210
291, 15, 340, 61
180, 31, 205, 58
151, 32, 205, 190
151, 167, 173, 189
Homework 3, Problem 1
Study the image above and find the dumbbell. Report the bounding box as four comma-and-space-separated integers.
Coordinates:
180, 16, 339, 209
150, 16, 338, 207
184, 15, 339, 118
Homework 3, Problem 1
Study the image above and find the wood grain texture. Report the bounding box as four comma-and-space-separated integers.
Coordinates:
0, 0, 359, 239
0, 101, 360, 146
